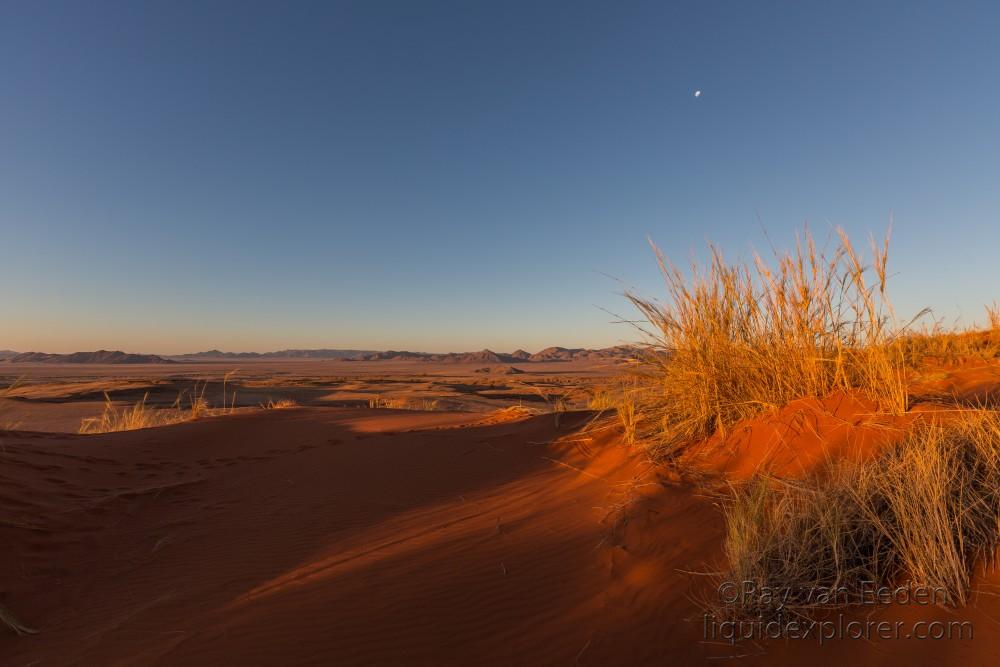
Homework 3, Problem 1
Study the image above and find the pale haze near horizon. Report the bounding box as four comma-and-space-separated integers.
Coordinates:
2, 1, 999, 354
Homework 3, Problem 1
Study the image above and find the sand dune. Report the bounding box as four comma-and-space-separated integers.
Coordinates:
0, 408, 718, 664
3, 399, 1000, 664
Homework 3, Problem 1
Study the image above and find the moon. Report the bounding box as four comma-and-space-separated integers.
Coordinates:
694, 90, 702, 98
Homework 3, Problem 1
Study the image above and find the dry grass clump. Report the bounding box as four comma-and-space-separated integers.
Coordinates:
532, 387, 569, 413
187, 381, 212, 419
719, 410, 1000, 618
988, 301, 1000, 332
79, 375, 241, 434
262, 398, 298, 410
587, 376, 649, 447
79, 392, 190, 434
626, 228, 907, 459
585, 386, 616, 412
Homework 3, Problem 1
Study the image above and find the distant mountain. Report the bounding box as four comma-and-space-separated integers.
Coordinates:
445, 349, 509, 364
530, 346, 584, 361
7, 350, 176, 364
528, 346, 637, 361
472, 365, 525, 375
350, 351, 433, 361
353, 346, 637, 363
354, 349, 514, 363
172, 349, 375, 360
6, 346, 637, 364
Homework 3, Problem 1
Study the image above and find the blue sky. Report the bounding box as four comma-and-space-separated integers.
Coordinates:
2, 1, 999, 353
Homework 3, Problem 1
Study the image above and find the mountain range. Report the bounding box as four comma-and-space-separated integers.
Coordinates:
6, 350, 175, 364
349, 345, 636, 363
2, 346, 638, 364
172, 349, 374, 360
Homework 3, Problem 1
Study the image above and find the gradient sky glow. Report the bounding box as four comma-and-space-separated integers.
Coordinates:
2, 1, 999, 353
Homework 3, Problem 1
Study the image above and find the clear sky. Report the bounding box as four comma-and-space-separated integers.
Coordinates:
2, 1, 999, 354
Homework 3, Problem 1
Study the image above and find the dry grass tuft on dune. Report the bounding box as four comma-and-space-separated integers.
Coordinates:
586, 376, 646, 447
719, 409, 1000, 620
602, 226, 1000, 633
78, 392, 184, 433
261, 398, 298, 410
78, 380, 238, 434
624, 227, 908, 459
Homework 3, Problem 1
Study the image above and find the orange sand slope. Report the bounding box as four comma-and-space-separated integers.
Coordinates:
2, 407, 1000, 665
0, 408, 719, 665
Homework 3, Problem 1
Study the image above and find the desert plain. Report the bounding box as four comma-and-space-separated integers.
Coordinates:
4, 333, 1000, 665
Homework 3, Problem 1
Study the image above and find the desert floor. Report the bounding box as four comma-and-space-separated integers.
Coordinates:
0, 359, 620, 433
2, 361, 1000, 664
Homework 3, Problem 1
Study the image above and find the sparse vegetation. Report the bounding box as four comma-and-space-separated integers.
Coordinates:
262, 398, 298, 410
78, 372, 245, 434
531, 387, 568, 412
586, 376, 646, 446
79, 392, 188, 433
625, 227, 908, 459
530, 387, 570, 427
222, 369, 239, 413
187, 381, 212, 419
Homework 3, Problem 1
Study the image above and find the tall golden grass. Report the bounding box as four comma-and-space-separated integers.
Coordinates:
719, 410, 1000, 617
626, 227, 908, 458
612, 228, 1000, 619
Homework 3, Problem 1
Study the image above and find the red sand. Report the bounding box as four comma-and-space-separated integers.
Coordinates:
694, 391, 912, 479
3, 402, 1000, 664
0, 408, 722, 665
